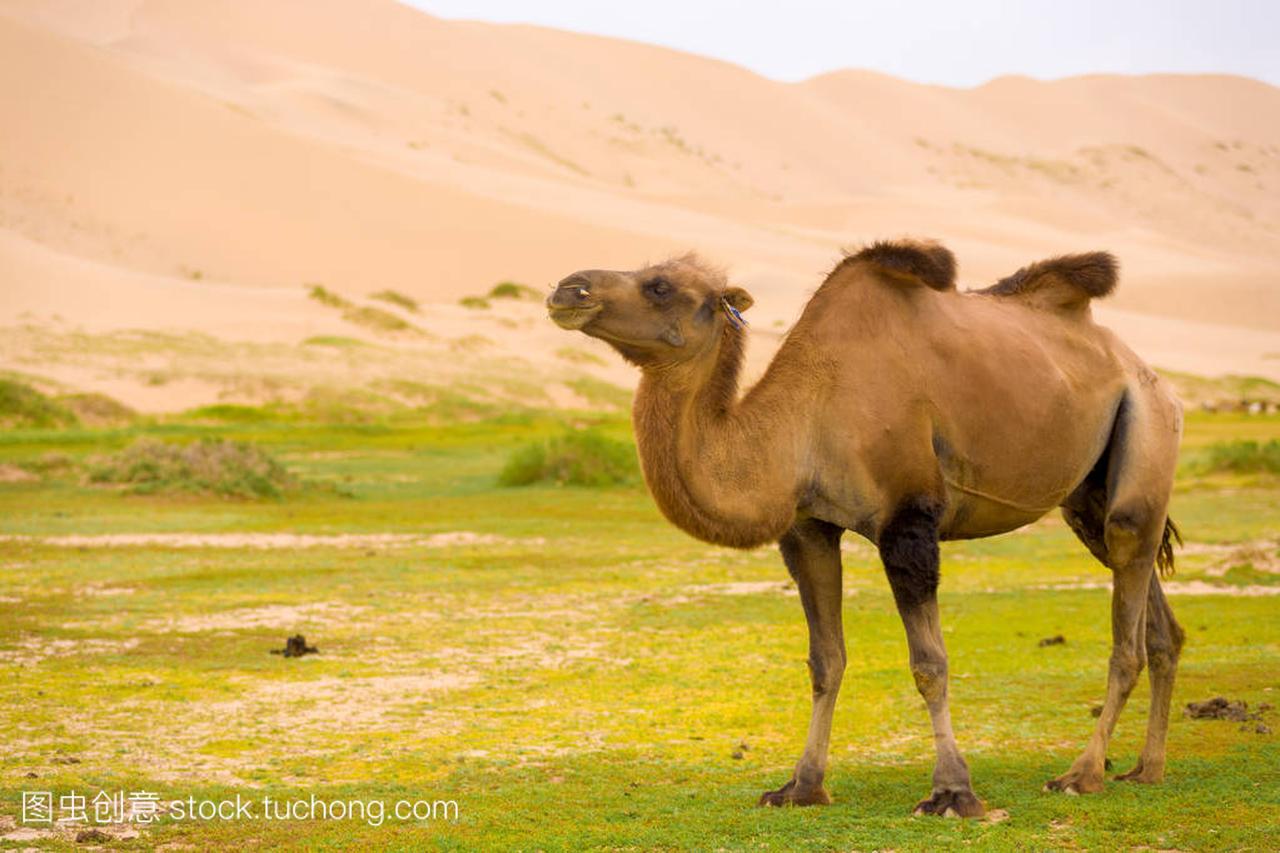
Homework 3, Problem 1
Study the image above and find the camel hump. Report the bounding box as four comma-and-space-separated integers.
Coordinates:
844, 240, 956, 291
980, 252, 1118, 311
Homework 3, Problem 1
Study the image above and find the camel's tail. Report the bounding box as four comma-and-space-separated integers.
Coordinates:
1156, 516, 1182, 578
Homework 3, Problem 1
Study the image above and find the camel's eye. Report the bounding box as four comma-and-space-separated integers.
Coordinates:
643, 277, 673, 301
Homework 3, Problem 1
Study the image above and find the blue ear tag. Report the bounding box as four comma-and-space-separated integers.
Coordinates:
722, 297, 748, 330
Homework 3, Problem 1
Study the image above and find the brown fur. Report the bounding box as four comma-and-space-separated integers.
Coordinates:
548, 239, 1184, 815
834, 239, 957, 291
979, 252, 1118, 311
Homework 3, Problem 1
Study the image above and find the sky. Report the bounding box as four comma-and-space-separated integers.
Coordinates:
405, 0, 1279, 88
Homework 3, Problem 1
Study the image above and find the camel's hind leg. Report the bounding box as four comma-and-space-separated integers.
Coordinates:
1115, 576, 1184, 783
1050, 387, 1181, 795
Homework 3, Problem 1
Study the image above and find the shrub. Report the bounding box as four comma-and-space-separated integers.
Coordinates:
369, 290, 420, 313
0, 378, 79, 428
86, 438, 296, 498
307, 284, 349, 309
21, 452, 75, 477
307, 285, 420, 334
459, 296, 490, 310
182, 404, 278, 424
1195, 440, 1280, 475
488, 281, 541, 301
499, 431, 638, 487
342, 305, 415, 334
302, 335, 367, 348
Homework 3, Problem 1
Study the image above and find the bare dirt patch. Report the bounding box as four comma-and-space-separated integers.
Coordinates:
78, 584, 136, 597
0, 531, 543, 549
35, 668, 480, 787
1177, 538, 1280, 568
143, 602, 366, 634
239, 671, 478, 728
0, 637, 140, 666
657, 580, 800, 605
1205, 540, 1280, 576
433, 634, 619, 670
0, 463, 37, 482
1163, 580, 1280, 597
1035, 579, 1280, 596
688, 581, 796, 596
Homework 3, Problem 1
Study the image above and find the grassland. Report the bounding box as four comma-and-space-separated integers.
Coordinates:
1, 407, 1277, 850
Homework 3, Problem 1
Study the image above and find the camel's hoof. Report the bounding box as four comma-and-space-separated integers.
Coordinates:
913, 788, 985, 818
1044, 770, 1104, 795
757, 778, 832, 807
1114, 761, 1164, 784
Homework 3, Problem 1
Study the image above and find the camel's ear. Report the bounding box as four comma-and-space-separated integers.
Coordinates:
722, 287, 753, 313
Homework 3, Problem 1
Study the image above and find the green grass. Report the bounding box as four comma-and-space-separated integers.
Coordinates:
182, 403, 286, 424
176, 388, 522, 428
564, 375, 632, 410
1192, 439, 1280, 475
0, 377, 79, 428
459, 295, 490, 310
499, 429, 639, 487
0, 411, 1276, 849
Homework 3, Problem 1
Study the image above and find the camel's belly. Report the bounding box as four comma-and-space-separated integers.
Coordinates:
932, 387, 1123, 539
940, 492, 1052, 540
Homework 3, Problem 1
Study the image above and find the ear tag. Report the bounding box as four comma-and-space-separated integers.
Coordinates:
722, 297, 749, 330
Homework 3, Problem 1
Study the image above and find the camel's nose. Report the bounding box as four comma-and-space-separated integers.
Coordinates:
547, 272, 596, 309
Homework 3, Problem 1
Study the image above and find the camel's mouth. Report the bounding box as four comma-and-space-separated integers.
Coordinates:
547, 303, 603, 331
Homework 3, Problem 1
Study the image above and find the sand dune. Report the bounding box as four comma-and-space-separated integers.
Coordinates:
1, 0, 1278, 404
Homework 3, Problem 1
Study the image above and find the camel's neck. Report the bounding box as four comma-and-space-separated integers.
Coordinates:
632, 326, 813, 548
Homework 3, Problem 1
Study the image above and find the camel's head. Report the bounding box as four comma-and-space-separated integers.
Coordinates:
546, 254, 753, 367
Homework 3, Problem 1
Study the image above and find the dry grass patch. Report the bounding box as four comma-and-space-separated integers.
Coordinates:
368, 289, 420, 313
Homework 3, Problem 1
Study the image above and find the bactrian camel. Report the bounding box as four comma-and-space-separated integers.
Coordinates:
546, 240, 1183, 817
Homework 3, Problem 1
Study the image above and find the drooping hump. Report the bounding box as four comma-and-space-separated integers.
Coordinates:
979, 252, 1118, 312
830, 239, 957, 291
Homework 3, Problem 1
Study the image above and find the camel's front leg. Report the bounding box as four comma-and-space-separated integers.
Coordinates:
880, 500, 984, 818
759, 518, 845, 807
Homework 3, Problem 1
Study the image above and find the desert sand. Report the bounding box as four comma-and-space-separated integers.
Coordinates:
1, 0, 1278, 410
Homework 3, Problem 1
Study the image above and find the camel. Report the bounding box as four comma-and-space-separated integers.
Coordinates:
546, 240, 1184, 817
